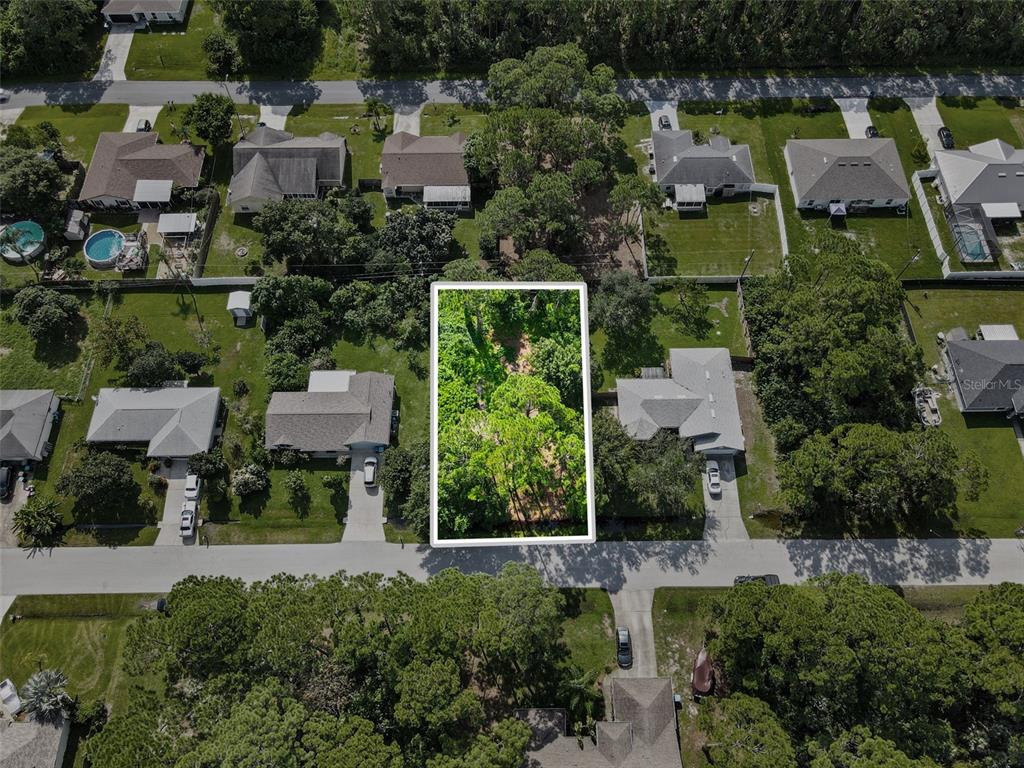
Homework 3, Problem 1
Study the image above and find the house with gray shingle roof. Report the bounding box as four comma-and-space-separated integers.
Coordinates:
0, 717, 69, 768
616, 348, 744, 455
380, 132, 470, 211
86, 387, 220, 457
783, 138, 910, 212
516, 678, 682, 768
650, 130, 755, 210
228, 126, 346, 213
101, 0, 189, 26
265, 371, 394, 456
943, 325, 1024, 415
0, 390, 59, 462
79, 132, 204, 210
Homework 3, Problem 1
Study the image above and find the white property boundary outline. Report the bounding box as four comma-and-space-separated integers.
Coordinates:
429, 281, 597, 548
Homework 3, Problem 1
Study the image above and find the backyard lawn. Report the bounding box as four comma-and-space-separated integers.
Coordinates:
0, 594, 161, 768
124, 0, 215, 80
734, 372, 785, 538
904, 287, 1024, 537
652, 587, 727, 767
560, 588, 615, 718
15, 104, 129, 162
936, 97, 1024, 148
590, 286, 747, 389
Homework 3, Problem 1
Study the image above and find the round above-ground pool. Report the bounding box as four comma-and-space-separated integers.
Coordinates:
0, 221, 46, 264
83, 229, 126, 269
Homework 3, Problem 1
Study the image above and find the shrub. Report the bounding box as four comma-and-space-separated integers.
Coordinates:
11, 285, 80, 344
231, 464, 269, 496
322, 473, 347, 494
283, 469, 309, 507
232, 378, 249, 397
148, 474, 169, 494
188, 448, 228, 479
11, 495, 64, 548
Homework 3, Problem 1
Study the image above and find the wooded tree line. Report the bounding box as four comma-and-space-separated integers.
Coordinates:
83, 565, 577, 767
436, 289, 588, 538
352, 0, 1024, 73
699, 576, 1024, 768
743, 234, 987, 531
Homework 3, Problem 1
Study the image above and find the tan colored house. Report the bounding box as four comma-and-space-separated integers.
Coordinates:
380, 132, 470, 211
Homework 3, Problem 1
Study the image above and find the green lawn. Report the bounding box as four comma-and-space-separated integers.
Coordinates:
936, 97, 1024, 148
899, 586, 988, 623
652, 588, 727, 767
559, 588, 615, 718
904, 288, 1024, 537
420, 104, 489, 136
124, 0, 215, 80
590, 287, 746, 389
734, 371, 785, 538
0, 594, 161, 768
15, 104, 129, 163
868, 99, 932, 175
286, 104, 392, 184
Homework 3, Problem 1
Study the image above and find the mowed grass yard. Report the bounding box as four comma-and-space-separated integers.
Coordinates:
14, 103, 129, 163
904, 287, 1024, 537
560, 589, 616, 718
124, 0, 216, 80
0, 594, 161, 768
590, 286, 747, 390
936, 97, 1024, 149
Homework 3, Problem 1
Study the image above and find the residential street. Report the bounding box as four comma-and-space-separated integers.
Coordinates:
2, 536, 1021, 597
4, 73, 1024, 109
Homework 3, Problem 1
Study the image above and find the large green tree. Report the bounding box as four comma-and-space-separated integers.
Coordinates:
57, 452, 141, 522
0, 0, 97, 78
11, 285, 81, 345
183, 92, 235, 147
0, 147, 64, 220
699, 694, 797, 768
208, 0, 319, 68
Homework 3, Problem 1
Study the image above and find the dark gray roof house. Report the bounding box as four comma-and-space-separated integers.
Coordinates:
944, 331, 1024, 414
0, 390, 60, 462
616, 348, 744, 455
784, 138, 910, 210
651, 130, 755, 190
0, 717, 70, 768
86, 387, 221, 457
516, 678, 682, 768
265, 372, 394, 455
228, 126, 346, 213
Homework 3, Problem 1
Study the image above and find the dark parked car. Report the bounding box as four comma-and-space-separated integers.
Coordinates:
865, 125, 880, 138
658, 115, 672, 130
0, 467, 13, 503
616, 626, 633, 669
938, 126, 954, 149
734, 574, 781, 586
691, 647, 715, 697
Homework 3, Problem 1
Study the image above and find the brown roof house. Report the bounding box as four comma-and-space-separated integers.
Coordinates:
265, 370, 395, 457
516, 678, 682, 768
79, 132, 204, 210
380, 132, 470, 211
228, 126, 346, 213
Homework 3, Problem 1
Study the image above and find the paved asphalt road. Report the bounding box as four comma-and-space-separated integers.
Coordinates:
2, 536, 1021, 596
4, 73, 1024, 108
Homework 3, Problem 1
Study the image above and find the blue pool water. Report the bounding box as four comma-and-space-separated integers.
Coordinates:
0, 220, 45, 262
84, 229, 126, 267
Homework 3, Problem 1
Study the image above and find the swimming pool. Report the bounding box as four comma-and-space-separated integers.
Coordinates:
83, 229, 126, 269
0, 221, 46, 264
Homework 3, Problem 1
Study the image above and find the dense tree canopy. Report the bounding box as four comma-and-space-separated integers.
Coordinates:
0, 0, 98, 78
90, 566, 575, 767
254, 199, 361, 269
436, 289, 587, 538
208, 0, 319, 68
703, 576, 1024, 765
184, 93, 235, 147
12, 285, 81, 345
57, 451, 142, 522
0, 147, 64, 221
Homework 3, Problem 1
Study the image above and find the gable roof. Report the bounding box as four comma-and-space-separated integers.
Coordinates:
0, 389, 58, 461
934, 139, 1024, 207
87, 387, 220, 456
785, 138, 909, 202
102, 0, 186, 14
616, 348, 744, 453
79, 132, 204, 202
945, 338, 1024, 413
516, 678, 681, 768
652, 130, 755, 187
265, 372, 394, 451
380, 132, 469, 188
0, 718, 69, 768
229, 127, 346, 204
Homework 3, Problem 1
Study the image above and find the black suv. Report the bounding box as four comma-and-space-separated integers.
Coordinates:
938, 126, 955, 149
865, 125, 880, 138
616, 627, 633, 669
0, 467, 14, 503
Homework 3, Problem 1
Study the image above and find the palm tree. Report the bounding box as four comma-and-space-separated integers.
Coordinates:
21, 668, 74, 724
559, 664, 601, 722
11, 495, 64, 548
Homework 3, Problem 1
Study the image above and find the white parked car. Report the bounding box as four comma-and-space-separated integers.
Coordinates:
706, 460, 722, 496
363, 456, 378, 486
0, 678, 22, 715
180, 500, 197, 538
184, 473, 201, 501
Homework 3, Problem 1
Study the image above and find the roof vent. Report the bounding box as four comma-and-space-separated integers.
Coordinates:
709, 392, 715, 403
863, 162, 872, 166
705, 370, 710, 380
710, 408, 716, 419
998, 172, 1007, 177
1016, 172, 1024, 177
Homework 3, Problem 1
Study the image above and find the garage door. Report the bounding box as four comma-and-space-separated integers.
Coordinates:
108, 13, 136, 22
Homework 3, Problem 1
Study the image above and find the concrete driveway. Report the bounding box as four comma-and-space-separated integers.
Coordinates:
904, 97, 944, 159
343, 451, 385, 542
609, 589, 657, 678
646, 101, 679, 132
155, 460, 192, 546
392, 103, 424, 135
834, 97, 873, 138
258, 105, 291, 130
0, 483, 28, 549
123, 105, 162, 133
93, 25, 136, 82
702, 456, 748, 541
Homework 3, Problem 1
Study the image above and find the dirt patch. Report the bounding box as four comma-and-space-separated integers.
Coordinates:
0, 347, 11, 357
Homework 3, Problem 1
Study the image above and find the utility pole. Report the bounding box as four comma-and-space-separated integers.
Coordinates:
222, 79, 245, 139
739, 249, 754, 280
896, 248, 922, 279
